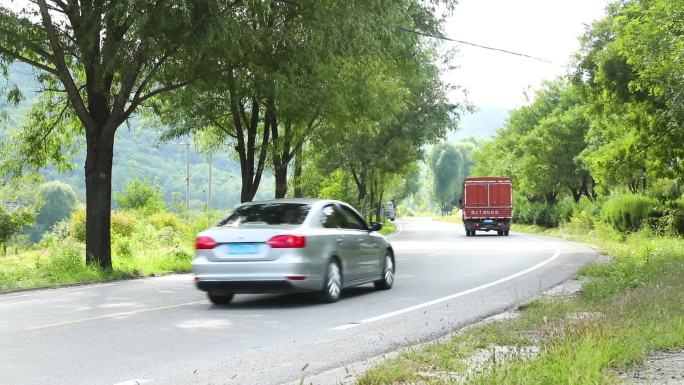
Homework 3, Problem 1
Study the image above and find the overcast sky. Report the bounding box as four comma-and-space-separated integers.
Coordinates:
442, 0, 609, 110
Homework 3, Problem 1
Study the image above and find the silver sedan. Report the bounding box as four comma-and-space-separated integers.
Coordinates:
192, 199, 395, 304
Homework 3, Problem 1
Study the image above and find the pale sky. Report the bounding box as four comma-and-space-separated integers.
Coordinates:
442, 0, 610, 109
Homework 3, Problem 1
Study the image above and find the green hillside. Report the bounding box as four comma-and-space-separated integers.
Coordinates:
2, 63, 273, 210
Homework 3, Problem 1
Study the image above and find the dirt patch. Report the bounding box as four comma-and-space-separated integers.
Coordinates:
543, 278, 586, 299
618, 350, 684, 385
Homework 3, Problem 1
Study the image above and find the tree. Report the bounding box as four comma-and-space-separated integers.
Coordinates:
471, 80, 592, 204
575, 0, 684, 192
430, 143, 462, 214
0, 0, 225, 268
33, 180, 78, 239
0, 204, 35, 254
114, 178, 165, 212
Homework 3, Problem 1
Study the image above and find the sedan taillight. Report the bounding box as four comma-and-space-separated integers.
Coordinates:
267, 235, 306, 248
195, 236, 217, 250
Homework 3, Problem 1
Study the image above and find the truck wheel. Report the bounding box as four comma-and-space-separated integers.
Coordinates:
504, 230, 510, 236
497, 231, 503, 236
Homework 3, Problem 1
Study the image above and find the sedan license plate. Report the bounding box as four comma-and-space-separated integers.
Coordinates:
483, 219, 494, 224
225, 243, 259, 255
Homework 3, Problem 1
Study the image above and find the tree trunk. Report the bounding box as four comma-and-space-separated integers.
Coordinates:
570, 187, 582, 203
274, 165, 288, 199
84, 130, 114, 269
270, 100, 290, 199
293, 146, 303, 198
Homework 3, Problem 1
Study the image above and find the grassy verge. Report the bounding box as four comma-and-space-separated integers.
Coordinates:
0, 209, 215, 292
356, 223, 684, 385
380, 221, 397, 236
434, 212, 463, 224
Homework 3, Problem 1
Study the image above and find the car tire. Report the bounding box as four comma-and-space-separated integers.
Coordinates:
374, 252, 395, 290
504, 230, 510, 236
318, 260, 342, 303
497, 230, 503, 236
208, 293, 234, 305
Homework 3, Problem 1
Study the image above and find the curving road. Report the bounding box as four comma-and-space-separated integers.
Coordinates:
0, 218, 596, 385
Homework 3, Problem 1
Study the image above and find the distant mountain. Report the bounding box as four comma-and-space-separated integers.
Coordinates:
2, 63, 273, 210
450, 106, 509, 141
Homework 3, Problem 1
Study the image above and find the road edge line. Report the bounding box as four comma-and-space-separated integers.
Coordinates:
331, 236, 561, 331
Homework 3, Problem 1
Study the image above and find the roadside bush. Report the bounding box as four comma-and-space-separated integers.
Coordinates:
564, 197, 604, 232
601, 194, 657, 233
649, 198, 684, 236
114, 178, 165, 213
111, 211, 135, 237
514, 200, 558, 227
646, 178, 681, 201
68, 207, 87, 242
149, 211, 181, 231
114, 238, 134, 260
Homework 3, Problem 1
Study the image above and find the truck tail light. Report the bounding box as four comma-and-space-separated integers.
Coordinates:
267, 235, 307, 248
195, 236, 217, 250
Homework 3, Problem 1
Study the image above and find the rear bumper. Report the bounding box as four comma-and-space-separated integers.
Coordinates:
195, 280, 301, 294
192, 254, 325, 293
464, 218, 511, 232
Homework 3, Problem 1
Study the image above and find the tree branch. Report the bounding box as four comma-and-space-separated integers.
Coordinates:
36, 0, 94, 130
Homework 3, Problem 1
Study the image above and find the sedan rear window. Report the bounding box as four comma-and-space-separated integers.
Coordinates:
218, 203, 310, 226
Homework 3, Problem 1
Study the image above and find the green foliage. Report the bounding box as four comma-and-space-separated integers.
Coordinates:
513, 197, 575, 228
471, 80, 593, 204
68, 208, 86, 243
111, 211, 136, 237
114, 179, 165, 213
429, 143, 463, 212
0, 204, 35, 253
32, 181, 78, 240
601, 194, 657, 233
576, 0, 684, 190
0, 206, 201, 291
149, 211, 181, 231
649, 198, 684, 236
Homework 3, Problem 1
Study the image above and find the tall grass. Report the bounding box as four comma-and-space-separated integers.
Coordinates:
0, 208, 221, 291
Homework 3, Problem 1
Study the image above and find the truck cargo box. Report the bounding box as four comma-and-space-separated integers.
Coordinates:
461, 177, 512, 236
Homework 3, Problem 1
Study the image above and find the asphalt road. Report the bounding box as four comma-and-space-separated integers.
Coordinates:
0, 218, 597, 385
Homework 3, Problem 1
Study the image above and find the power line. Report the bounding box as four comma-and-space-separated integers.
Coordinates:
393, 26, 562, 66
272, 0, 562, 66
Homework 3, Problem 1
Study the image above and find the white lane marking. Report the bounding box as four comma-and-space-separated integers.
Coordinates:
386, 219, 403, 239
332, 236, 561, 330
0, 274, 194, 301
112, 379, 152, 385
28, 300, 207, 331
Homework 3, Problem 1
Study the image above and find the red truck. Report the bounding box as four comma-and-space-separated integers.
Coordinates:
461, 177, 512, 236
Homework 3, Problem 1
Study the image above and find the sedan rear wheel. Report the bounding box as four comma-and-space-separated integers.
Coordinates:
319, 261, 342, 303
208, 293, 234, 305
374, 253, 395, 290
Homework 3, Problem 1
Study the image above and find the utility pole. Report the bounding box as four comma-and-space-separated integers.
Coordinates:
185, 143, 190, 212
170, 142, 191, 214
208, 153, 213, 227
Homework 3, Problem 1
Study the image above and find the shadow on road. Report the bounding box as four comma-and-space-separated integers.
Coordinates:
207, 285, 378, 310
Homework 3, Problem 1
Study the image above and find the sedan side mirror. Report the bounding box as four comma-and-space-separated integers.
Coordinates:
369, 222, 383, 232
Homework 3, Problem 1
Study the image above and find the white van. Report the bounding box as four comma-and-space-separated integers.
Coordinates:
385, 201, 396, 221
